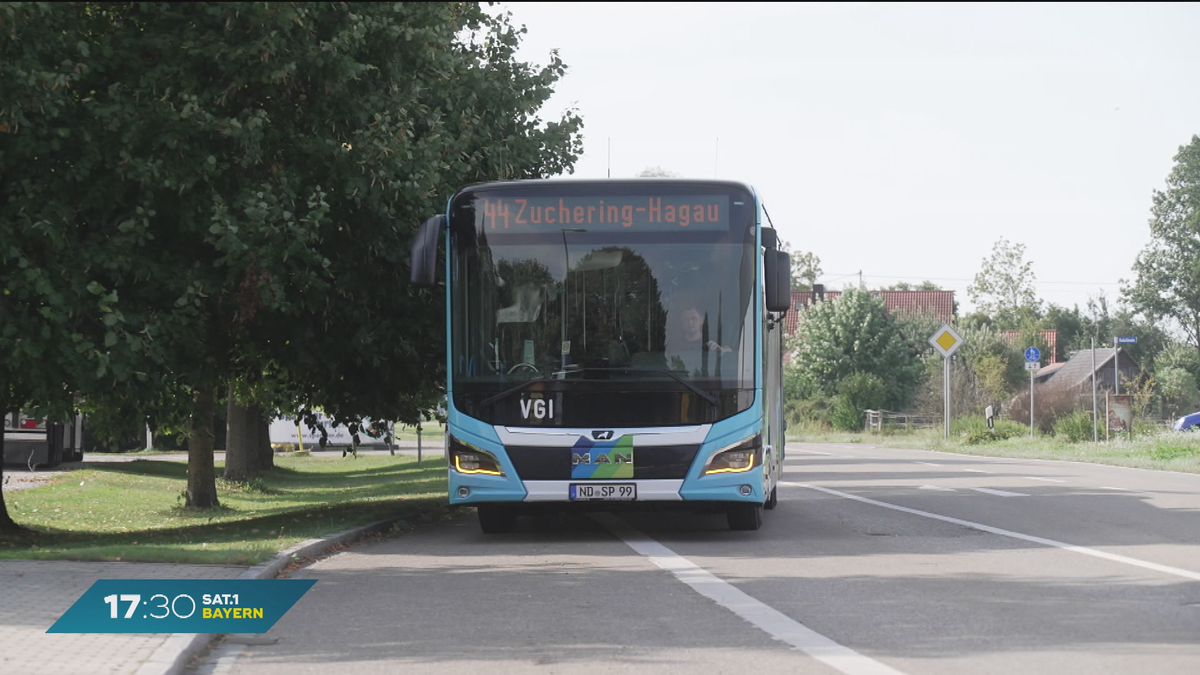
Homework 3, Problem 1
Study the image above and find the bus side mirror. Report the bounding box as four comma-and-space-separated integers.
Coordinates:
764, 249, 791, 313
761, 227, 778, 250
410, 215, 446, 286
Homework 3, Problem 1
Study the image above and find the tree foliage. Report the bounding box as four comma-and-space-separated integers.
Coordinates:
636, 166, 680, 178
1125, 135, 1200, 361
967, 237, 1040, 328
0, 3, 582, 519
786, 288, 922, 410
883, 280, 941, 291
777, 241, 821, 291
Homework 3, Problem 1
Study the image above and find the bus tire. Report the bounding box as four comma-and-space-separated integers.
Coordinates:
477, 505, 518, 534
727, 502, 763, 531
764, 485, 778, 510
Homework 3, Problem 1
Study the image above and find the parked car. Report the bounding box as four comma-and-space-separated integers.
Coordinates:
1172, 412, 1200, 431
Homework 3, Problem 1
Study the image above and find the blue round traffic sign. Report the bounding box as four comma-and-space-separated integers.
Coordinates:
1025, 347, 1041, 362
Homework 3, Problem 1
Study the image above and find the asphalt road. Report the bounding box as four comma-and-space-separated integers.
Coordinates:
191, 442, 1200, 675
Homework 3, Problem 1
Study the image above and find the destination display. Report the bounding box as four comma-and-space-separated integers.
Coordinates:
477, 194, 730, 232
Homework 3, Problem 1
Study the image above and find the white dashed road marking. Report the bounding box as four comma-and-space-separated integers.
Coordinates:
596, 514, 906, 675
784, 482, 1200, 582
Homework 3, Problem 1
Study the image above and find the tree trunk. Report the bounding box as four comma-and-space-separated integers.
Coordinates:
254, 412, 274, 471
0, 409, 21, 534
186, 387, 220, 508
223, 384, 253, 482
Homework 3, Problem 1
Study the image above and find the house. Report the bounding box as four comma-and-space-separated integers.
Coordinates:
1034, 347, 1140, 394
784, 289, 955, 334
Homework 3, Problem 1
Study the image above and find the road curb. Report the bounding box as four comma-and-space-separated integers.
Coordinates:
132, 515, 412, 675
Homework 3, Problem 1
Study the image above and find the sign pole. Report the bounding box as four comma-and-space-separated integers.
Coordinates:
1030, 367, 1035, 437
1023, 346, 1041, 437
944, 356, 951, 439
1113, 337, 1119, 396
928, 324, 963, 441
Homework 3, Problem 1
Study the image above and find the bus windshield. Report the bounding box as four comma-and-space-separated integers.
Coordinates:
448, 182, 759, 427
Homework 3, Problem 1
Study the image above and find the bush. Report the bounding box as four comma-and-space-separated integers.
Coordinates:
830, 373, 886, 431
1052, 409, 1102, 442
953, 415, 1025, 444
1006, 385, 1084, 433
784, 398, 833, 433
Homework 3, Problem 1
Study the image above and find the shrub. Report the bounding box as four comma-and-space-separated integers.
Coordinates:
784, 398, 832, 434
1006, 385, 1084, 433
954, 415, 1025, 444
1052, 409, 1102, 442
830, 373, 886, 431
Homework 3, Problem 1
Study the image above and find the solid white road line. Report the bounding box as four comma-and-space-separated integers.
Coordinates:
963, 469, 993, 474
1025, 477, 1066, 483
969, 487, 1029, 497
783, 482, 1200, 582
595, 514, 905, 675
914, 462, 941, 467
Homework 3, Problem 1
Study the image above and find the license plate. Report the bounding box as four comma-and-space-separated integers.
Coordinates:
569, 483, 636, 501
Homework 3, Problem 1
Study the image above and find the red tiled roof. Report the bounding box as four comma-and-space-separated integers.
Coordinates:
999, 329, 1059, 364
784, 290, 955, 334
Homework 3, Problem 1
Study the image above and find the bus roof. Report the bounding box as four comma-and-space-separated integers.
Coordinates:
453, 177, 757, 196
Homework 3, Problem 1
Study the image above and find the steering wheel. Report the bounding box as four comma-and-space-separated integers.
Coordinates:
508, 362, 539, 375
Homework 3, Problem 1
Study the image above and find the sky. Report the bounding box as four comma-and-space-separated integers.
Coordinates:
495, 2, 1200, 315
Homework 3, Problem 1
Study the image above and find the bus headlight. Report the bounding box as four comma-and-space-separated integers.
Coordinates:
449, 436, 505, 477
702, 435, 762, 475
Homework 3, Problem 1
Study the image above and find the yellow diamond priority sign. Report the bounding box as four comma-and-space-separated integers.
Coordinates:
929, 324, 963, 358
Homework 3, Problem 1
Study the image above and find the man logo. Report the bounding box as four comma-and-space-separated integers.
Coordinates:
591, 430, 614, 440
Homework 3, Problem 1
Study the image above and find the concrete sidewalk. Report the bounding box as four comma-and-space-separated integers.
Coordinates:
0, 519, 406, 675
1, 449, 435, 675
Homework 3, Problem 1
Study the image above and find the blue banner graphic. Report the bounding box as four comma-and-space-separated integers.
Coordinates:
47, 579, 316, 633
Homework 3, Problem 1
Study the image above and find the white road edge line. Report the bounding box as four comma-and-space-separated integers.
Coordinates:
969, 487, 1028, 497
593, 514, 904, 675
783, 482, 1200, 582
1025, 477, 1066, 483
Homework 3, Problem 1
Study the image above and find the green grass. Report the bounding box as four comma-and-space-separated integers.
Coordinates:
791, 427, 1200, 473
0, 454, 449, 564
392, 420, 445, 444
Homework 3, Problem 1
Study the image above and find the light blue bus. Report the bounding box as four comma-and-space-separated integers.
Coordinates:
411, 179, 791, 532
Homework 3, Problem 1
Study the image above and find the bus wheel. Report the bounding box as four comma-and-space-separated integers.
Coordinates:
727, 503, 763, 531
477, 505, 518, 534
764, 486, 778, 510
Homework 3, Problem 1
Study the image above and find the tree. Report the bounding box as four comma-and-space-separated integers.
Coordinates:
790, 251, 823, 291
883, 281, 941, 291
0, 3, 582, 520
787, 288, 923, 411
1125, 136, 1200, 364
967, 237, 1041, 328
637, 166, 680, 178
777, 241, 821, 291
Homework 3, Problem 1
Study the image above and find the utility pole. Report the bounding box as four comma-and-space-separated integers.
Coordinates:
1092, 337, 1098, 443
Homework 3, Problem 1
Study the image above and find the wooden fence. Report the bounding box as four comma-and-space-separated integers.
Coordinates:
863, 410, 941, 433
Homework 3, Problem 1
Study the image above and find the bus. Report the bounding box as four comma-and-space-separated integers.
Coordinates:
410, 179, 792, 532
